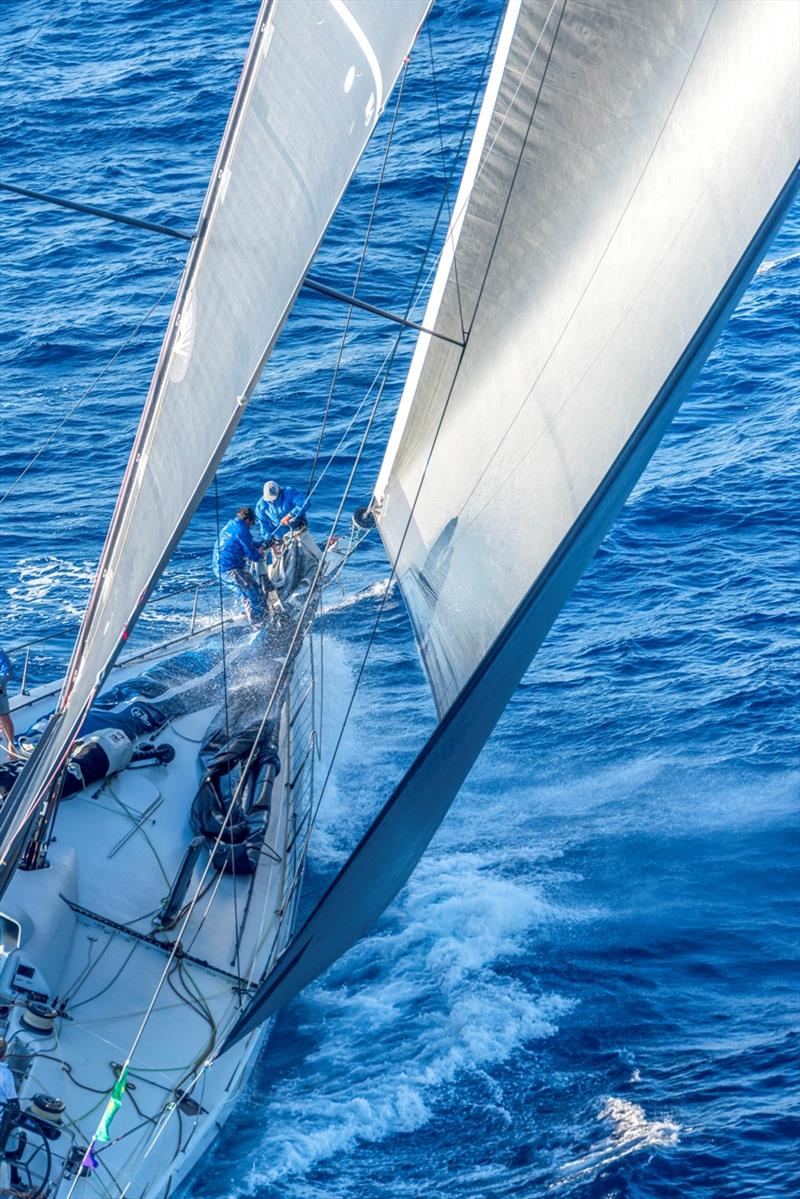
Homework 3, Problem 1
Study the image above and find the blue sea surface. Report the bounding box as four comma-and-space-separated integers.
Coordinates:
1, 3, 798, 1198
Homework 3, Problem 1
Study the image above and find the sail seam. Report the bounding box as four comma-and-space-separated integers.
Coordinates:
442, 1, 724, 551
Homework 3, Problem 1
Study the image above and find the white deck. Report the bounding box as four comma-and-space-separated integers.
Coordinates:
1, 624, 316, 1196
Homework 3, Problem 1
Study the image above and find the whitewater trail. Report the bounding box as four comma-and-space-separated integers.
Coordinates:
240, 853, 571, 1194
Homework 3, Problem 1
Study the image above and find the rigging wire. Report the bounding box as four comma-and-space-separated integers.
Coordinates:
212, 476, 233, 766
303, 3, 508, 515
172, 0, 510, 1011
307, 60, 409, 491
305, 5, 565, 747
258, 3, 511, 916
161, 25, 499, 1031
100, 333, 400, 1192
425, 22, 467, 339
76, 10, 513, 1187
0, 271, 179, 508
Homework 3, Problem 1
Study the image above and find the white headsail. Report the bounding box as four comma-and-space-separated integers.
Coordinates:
375, 0, 800, 716
0, 0, 430, 883
221, 0, 799, 1048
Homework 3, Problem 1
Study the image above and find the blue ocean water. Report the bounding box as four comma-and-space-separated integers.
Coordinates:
1, 3, 798, 1197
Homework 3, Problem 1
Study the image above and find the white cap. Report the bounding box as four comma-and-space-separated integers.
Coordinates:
263, 480, 279, 501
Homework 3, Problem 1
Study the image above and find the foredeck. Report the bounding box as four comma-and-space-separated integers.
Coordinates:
0, 615, 319, 1197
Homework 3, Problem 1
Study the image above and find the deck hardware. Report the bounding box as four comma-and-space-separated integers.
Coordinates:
107, 794, 164, 858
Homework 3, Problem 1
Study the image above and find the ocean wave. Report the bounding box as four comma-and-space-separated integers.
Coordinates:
319, 577, 392, 617
234, 854, 570, 1195
755, 249, 800, 275
554, 1097, 680, 1189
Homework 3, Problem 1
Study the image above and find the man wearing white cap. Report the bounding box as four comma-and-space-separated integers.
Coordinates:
256, 480, 321, 562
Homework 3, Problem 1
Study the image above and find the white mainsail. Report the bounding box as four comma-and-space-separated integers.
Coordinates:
375, 0, 800, 716
221, 0, 799, 1047
0, 0, 430, 882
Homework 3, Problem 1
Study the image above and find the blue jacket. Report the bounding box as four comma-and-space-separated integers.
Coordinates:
256, 486, 308, 541
213, 518, 261, 575
0, 646, 11, 682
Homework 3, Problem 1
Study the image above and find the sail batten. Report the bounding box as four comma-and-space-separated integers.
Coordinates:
0, 0, 431, 890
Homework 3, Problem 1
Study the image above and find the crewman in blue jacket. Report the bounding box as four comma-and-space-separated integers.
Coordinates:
256, 480, 321, 561
212, 507, 267, 626
255, 481, 308, 541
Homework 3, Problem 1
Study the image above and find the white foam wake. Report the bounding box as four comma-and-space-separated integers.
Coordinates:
318, 577, 391, 617
237, 851, 570, 1194
7, 555, 93, 620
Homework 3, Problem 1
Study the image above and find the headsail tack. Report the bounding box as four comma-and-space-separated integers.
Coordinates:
0, 0, 431, 890
221, 0, 799, 1048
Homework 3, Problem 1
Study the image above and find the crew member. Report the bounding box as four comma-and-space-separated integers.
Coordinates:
212, 507, 268, 627
0, 646, 15, 759
256, 480, 321, 561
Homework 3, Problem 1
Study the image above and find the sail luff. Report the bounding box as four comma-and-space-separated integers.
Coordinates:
221, 161, 798, 1052
0, 1, 281, 886
61, 0, 277, 713
374, 0, 525, 500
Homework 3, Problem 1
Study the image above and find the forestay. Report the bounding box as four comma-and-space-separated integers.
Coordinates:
221, 0, 798, 1048
374, 0, 800, 716
0, 0, 430, 884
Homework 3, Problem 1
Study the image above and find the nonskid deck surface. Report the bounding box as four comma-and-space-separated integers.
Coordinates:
0, 609, 319, 1196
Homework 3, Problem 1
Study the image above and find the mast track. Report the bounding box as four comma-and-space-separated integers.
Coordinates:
59, 895, 257, 991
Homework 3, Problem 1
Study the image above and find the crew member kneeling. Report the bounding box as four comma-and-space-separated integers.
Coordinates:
212, 506, 268, 627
